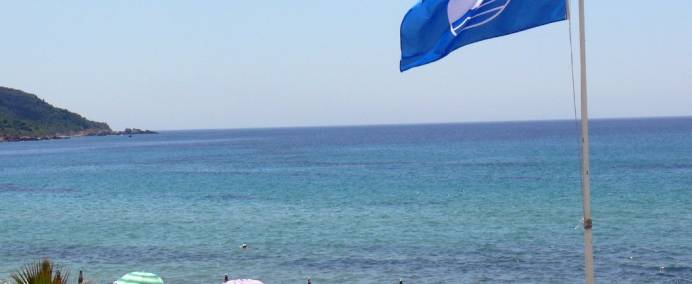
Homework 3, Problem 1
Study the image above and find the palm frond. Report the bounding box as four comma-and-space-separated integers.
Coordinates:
10, 258, 69, 284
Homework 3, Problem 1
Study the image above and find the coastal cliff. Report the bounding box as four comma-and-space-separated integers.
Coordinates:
0, 86, 154, 142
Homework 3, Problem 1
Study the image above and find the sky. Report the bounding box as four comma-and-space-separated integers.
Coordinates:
1, 1, 691, 130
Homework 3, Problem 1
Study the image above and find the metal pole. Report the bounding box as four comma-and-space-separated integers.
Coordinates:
578, 0, 594, 283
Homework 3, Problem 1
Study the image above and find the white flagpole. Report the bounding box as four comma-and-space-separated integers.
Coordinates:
577, 0, 595, 283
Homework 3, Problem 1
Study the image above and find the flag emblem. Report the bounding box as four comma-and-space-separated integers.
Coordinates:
448, 0, 512, 36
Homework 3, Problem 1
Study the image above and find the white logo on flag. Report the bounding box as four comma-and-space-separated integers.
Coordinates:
447, 0, 511, 36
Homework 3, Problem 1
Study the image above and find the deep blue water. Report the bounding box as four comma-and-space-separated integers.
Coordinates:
1, 118, 691, 283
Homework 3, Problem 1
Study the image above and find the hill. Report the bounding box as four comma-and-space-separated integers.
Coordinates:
0, 86, 112, 141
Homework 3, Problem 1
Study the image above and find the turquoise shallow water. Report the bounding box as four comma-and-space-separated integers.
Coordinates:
1, 118, 691, 283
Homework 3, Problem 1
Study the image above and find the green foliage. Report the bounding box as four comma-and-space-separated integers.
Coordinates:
0, 86, 111, 138
10, 258, 69, 284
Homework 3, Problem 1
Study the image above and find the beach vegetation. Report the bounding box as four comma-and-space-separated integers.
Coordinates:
10, 258, 70, 284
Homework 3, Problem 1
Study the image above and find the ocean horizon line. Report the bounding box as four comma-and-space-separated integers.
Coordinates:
150, 115, 692, 133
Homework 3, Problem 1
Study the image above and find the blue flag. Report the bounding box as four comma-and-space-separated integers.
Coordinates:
400, 0, 567, 71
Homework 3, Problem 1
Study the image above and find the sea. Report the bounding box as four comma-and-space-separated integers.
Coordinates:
1, 117, 691, 284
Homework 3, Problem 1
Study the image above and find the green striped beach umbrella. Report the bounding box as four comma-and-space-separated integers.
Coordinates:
114, 272, 164, 284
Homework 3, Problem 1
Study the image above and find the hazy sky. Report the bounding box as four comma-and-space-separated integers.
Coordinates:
1, 1, 690, 130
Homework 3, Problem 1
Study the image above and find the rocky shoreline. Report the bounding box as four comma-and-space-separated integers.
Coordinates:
0, 128, 157, 143
1, 86, 161, 144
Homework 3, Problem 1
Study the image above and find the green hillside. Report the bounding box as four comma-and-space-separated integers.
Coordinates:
0, 86, 112, 139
